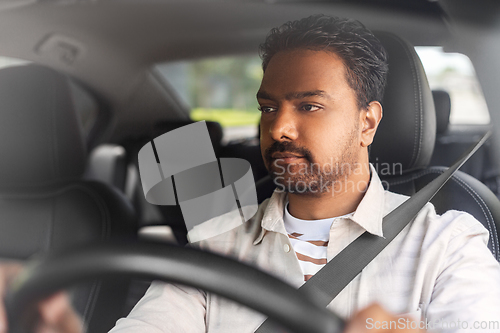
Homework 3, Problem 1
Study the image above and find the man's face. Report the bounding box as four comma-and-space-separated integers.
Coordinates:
258, 49, 366, 195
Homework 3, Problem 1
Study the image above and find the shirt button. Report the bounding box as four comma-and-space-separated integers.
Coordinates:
283, 244, 291, 253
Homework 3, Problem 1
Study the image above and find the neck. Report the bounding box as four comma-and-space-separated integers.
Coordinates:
287, 162, 371, 220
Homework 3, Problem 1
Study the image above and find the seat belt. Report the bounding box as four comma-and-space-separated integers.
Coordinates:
255, 131, 491, 333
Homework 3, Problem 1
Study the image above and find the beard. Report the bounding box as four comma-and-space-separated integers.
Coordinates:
263, 126, 359, 195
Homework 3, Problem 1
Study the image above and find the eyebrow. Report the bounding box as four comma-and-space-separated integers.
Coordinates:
256, 90, 331, 101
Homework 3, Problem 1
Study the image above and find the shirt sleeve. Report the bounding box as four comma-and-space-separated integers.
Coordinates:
108, 280, 207, 333
426, 213, 500, 333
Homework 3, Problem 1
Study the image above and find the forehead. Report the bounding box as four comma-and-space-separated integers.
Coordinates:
259, 49, 349, 97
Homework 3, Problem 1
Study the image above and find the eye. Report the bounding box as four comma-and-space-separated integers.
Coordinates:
258, 106, 277, 113
300, 104, 321, 112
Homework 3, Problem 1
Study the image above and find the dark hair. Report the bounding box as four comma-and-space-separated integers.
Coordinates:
260, 15, 388, 109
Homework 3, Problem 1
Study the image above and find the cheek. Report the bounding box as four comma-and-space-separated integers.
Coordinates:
313, 142, 337, 162
301, 119, 338, 146
301, 129, 336, 162
259, 117, 272, 139
259, 121, 268, 142
303, 125, 357, 161
259, 134, 273, 162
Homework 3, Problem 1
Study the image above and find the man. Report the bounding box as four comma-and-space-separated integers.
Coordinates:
108, 15, 500, 332
2, 15, 499, 333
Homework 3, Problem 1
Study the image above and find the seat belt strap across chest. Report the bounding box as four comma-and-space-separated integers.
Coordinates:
255, 131, 491, 333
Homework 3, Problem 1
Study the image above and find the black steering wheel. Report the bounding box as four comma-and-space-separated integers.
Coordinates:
6, 241, 344, 333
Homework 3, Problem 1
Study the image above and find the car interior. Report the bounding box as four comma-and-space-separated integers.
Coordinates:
0, 0, 499, 332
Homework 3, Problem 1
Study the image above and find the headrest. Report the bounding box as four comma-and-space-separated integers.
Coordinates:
432, 89, 451, 135
206, 121, 224, 148
86, 144, 127, 191
0, 65, 86, 188
369, 32, 436, 175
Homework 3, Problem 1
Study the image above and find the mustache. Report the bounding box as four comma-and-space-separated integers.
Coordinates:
264, 141, 313, 164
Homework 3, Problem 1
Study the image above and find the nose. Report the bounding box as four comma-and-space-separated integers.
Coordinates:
269, 106, 298, 142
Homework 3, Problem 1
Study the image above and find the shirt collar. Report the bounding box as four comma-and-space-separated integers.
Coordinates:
350, 164, 385, 238
253, 190, 288, 245
253, 163, 386, 245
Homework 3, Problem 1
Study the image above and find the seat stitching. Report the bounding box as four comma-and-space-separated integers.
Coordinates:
50, 184, 112, 238
387, 170, 498, 260
77, 186, 111, 239
70, 186, 111, 331
0, 184, 105, 199
452, 177, 498, 260
0, 183, 115, 329
0, 177, 85, 189
1, 184, 119, 246
59, 185, 111, 329
391, 36, 422, 169
46, 196, 55, 252
386, 169, 435, 186
67, 186, 111, 330
414, 56, 424, 169
50, 74, 58, 179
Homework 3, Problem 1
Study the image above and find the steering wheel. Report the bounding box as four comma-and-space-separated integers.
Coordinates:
5, 241, 344, 333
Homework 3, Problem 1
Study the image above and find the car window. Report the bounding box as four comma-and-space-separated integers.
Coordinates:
156, 55, 263, 142
157, 48, 490, 137
415, 47, 490, 125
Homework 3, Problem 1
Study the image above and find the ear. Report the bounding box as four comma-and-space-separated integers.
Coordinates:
360, 101, 383, 147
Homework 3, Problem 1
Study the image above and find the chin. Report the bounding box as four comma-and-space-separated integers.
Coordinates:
270, 172, 334, 195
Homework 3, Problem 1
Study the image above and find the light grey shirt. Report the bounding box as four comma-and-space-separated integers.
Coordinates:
110, 167, 500, 332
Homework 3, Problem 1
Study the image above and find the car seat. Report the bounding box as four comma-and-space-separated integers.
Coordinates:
0, 64, 138, 331
256, 32, 500, 261
429, 90, 500, 198
86, 144, 128, 192
122, 119, 225, 245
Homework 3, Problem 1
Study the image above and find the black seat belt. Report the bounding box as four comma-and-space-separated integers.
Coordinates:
255, 131, 491, 333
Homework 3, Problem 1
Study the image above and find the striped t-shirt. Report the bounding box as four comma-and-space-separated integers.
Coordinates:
283, 202, 353, 281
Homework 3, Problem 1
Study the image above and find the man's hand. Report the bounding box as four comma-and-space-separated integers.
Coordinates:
35, 292, 82, 333
0, 262, 82, 333
344, 303, 425, 333
0, 261, 23, 333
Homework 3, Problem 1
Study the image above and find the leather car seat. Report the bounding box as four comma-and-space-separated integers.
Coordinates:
122, 120, 225, 245
256, 32, 500, 261
0, 64, 138, 331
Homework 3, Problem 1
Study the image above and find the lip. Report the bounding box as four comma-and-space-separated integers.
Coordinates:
271, 152, 305, 163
